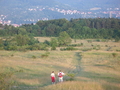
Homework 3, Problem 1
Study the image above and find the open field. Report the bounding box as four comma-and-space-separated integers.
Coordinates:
0, 39, 120, 90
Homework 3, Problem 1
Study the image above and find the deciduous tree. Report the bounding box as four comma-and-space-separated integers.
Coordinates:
58, 31, 72, 46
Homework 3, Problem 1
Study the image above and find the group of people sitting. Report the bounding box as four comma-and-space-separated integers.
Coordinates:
51, 70, 65, 84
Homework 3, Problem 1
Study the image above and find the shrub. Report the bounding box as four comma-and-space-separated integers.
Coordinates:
11, 54, 14, 57
17, 46, 27, 52
32, 55, 36, 59
112, 53, 117, 57
93, 45, 101, 50
51, 46, 56, 50
41, 52, 50, 58
66, 73, 75, 81
81, 48, 92, 51
60, 47, 78, 51
87, 40, 92, 43
116, 49, 120, 52
0, 47, 4, 50
44, 40, 50, 45
0, 72, 14, 90
105, 45, 108, 47
80, 43, 83, 46
67, 43, 83, 47
95, 39, 101, 42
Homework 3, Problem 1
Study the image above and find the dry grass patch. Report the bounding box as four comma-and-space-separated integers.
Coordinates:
40, 81, 104, 90
17, 78, 40, 85
35, 37, 52, 42
77, 50, 120, 90
0, 50, 77, 89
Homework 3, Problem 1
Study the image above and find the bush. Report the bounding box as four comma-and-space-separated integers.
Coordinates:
17, 46, 27, 52
32, 55, 36, 59
11, 54, 14, 57
93, 45, 101, 50
116, 49, 120, 52
67, 43, 83, 47
95, 39, 101, 42
105, 45, 108, 47
28, 43, 48, 51
112, 53, 117, 57
0, 47, 4, 50
7, 45, 18, 50
81, 48, 92, 51
41, 52, 50, 58
66, 73, 75, 81
87, 40, 92, 43
44, 40, 50, 45
60, 47, 78, 51
0, 72, 14, 90
51, 46, 56, 50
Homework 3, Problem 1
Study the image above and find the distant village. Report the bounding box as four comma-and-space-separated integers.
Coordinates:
0, 7, 120, 27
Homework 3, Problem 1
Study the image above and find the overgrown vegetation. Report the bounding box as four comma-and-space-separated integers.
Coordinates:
112, 53, 117, 57
66, 73, 75, 81
0, 31, 72, 51
0, 70, 23, 90
0, 72, 14, 90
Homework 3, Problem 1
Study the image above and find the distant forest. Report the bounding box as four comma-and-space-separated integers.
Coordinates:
0, 18, 120, 40
0, 18, 120, 51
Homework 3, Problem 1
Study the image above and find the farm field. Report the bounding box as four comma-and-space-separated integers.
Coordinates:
0, 38, 120, 90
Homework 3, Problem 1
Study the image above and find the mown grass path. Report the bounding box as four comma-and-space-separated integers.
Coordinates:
75, 52, 82, 74
63, 52, 83, 81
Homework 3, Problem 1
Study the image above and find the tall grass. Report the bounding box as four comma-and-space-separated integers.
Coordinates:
40, 81, 103, 90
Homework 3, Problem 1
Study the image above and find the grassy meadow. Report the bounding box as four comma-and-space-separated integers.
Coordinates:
0, 38, 120, 90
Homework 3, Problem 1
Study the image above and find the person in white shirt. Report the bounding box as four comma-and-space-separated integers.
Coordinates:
58, 70, 65, 82
51, 71, 55, 84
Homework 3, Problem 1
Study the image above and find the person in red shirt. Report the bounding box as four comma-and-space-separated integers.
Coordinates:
51, 71, 56, 84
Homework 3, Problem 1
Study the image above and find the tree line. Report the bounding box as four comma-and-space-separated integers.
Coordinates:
0, 18, 120, 51
0, 18, 120, 40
